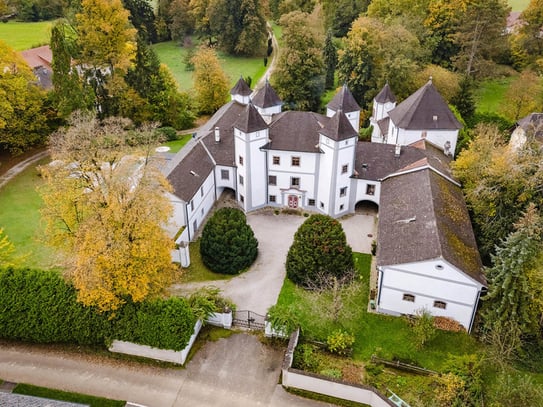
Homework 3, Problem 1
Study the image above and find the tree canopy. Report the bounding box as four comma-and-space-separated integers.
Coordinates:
192, 46, 230, 114
286, 214, 354, 288
39, 113, 177, 312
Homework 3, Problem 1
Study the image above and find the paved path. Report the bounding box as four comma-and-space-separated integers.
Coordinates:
0, 335, 331, 407
173, 211, 376, 315
0, 150, 48, 190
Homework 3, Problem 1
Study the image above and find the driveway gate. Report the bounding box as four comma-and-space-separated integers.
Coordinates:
232, 310, 266, 330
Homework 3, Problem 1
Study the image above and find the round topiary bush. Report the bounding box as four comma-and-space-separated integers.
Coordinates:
286, 214, 353, 288
200, 207, 258, 274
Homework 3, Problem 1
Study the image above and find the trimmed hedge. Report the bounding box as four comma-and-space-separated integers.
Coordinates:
0, 267, 196, 351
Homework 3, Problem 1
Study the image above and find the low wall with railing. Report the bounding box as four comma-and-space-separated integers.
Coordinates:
281, 329, 396, 407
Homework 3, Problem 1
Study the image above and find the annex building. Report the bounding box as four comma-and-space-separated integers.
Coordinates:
164, 79, 486, 332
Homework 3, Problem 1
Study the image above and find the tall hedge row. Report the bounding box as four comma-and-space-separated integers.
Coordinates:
0, 267, 196, 351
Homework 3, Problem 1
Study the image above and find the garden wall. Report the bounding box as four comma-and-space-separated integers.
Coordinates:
281, 329, 396, 407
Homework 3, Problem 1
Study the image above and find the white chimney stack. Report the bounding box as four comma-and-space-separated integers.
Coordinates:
214, 127, 220, 143
395, 144, 401, 157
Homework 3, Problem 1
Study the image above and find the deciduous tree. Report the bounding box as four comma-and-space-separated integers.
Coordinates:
39, 113, 177, 312
498, 70, 543, 122
271, 11, 324, 111
192, 46, 229, 114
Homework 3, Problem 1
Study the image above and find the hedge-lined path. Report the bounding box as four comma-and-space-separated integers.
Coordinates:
0, 335, 330, 407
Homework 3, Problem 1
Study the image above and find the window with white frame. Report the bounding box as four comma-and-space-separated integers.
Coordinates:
291, 177, 300, 188
342, 164, 348, 174
433, 301, 447, 309
239, 175, 244, 185
366, 184, 375, 195
291, 156, 300, 166
402, 293, 415, 302
268, 175, 277, 185
273, 156, 280, 165
340, 187, 347, 197
269, 195, 276, 202
239, 155, 243, 165
308, 199, 315, 206
221, 169, 229, 180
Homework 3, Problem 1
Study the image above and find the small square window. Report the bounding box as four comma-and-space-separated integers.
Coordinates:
340, 204, 344, 210
433, 301, 447, 309
342, 164, 348, 174
291, 156, 300, 166
273, 156, 280, 165
291, 177, 300, 188
366, 184, 375, 195
239, 155, 244, 165
240, 194, 244, 203
308, 199, 315, 206
340, 187, 347, 197
269, 195, 276, 202
268, 175, 277, 185
239, 175, 244, 185
221, 169, 229, 180
201, 208, 204, 215
402, 294, 415, 302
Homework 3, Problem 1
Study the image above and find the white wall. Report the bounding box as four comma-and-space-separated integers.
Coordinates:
386, 125, 458, 156
353, 179, 380, 206
377, 259, 483, 331
334, 138, 356, 215
165, 191, 187, 238
185, 172, 215, 240
214, 165, 236, 190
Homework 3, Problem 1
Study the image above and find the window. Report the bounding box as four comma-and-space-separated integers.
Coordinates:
269, 195, 276, 202
239, 155, 243, 165
402, 294, 415, 302
240, 194, 244, 203
366, 184, 375, 195
272, 156, 280, 165
308, 199, 315, 206
291, 177, 300, 188
200, 187, 204, 197
221, 169, 229, 180
201, 208, 204, 215
320, 201, 324, 209
291, 156, 300, 166
342, 164, 348, 174
268, 175, 277, 185
239, 175, 244, 185
433, 301, 447, 309
340, 204, 344, 210
435, 264, 444, 270
340, 187, 347, 197
190, 200, 194, 211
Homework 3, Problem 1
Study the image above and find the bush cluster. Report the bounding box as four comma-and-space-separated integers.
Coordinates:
0, 267, 196, 351
200, 208, 258, 274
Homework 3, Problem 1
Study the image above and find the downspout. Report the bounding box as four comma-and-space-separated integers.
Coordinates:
377, 267, 383, 307
468, 287, 484, 333
184, 202, 190, 241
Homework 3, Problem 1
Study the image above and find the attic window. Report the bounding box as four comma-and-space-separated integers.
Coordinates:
433, 301, 447, 309
402, 294, 415, 302
435, 264, 444, 270
433, 115, 438, 121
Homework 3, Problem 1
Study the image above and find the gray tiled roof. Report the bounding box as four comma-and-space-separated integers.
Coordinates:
230, 77, 252, 96
251, 80, 282, 108
263, 111, 326, 153
374, 83, 396, 104
516, 113, 543, 140
327, 84, 360, 113
388, 80, 462, 130
167, 142, 215, 202
234, 103, 268, 133
377, 117, 390, 136
319, 110, 358, 141
377, 169, 485, 285
0, 393, 88, 407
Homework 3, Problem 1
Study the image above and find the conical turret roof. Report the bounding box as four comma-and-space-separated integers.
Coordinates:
327, 83, 360, 113
252, 80, 282, 108
230, 76, 252, 96
320, 110, 358, 141
375, 82, 396, 104
234, 102, 268, 133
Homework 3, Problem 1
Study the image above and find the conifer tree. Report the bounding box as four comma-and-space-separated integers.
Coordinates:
323, 30, 337, 90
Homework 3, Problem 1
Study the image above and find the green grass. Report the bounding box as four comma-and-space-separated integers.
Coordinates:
164, 133, 193, 153
179, 239, 234, 283
13, 383, 125, 407
508, 0, 530, 12
0, 158, 61, 269
0, 21, 54, 51
474, 76, 516, 114
153, 40, 267, 91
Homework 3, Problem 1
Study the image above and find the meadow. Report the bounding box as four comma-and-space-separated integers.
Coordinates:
0, 20, 53, 50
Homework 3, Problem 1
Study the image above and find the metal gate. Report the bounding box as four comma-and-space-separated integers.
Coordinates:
232, 310, 266, 330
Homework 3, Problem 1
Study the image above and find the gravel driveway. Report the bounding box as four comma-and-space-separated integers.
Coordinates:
175, 211, 376, 315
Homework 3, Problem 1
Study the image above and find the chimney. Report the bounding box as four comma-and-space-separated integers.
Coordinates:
395, 144, 401, 157
214, 127, 220, 143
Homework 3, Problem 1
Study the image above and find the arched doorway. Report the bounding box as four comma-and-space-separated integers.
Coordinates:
355, 200, 379, 215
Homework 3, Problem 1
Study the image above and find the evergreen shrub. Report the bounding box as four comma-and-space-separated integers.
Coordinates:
200, 208, 258, 274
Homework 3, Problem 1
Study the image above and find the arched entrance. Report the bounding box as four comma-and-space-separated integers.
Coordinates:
355, 200, 379, 215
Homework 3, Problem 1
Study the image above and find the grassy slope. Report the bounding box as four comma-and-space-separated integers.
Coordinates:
0, 21, 53, 51
0, 158, 61, 269
153, 40, 267, 91
474, 77, 515, 114
509, 0, 530, 12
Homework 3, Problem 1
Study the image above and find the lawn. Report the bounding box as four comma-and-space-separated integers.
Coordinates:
164, 133, 193, 153
13, 383, 124, 407
508, 0, 530, 11
0, 158, 61, 269
0, 21, 53, 51
474, 76, 516, 114
153, 40, 268, 91
176, 239, 234, 283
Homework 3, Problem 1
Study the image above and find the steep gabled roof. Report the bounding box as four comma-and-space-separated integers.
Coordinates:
230, 76, 252, 96
263, 111, 325, 153
388, 80, 462, 130
167, 142, 214, 201
516, 113, 543, 140
19, 45, 52, 69
251, 80, 282, 108
374, 82, 396, 104
234, 102, 268, 133
319, 110, 358, 141
327, 83, 360, 113
377, 169, 485, 285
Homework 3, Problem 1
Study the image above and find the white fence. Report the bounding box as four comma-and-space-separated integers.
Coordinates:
281, 329, 396, 407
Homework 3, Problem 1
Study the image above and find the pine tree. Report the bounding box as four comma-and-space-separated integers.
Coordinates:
451, 76, 475, 125
323, 30, 337, 90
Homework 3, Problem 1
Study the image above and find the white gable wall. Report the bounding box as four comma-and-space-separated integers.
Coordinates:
334, 137, 357, 216
165, 191, 186, 238
377, 259, 484, 331
353, 179, 380, 206
185, 171, 216, 241
387, 123, 458, 156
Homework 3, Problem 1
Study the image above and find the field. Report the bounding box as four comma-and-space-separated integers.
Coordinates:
153, 40, 267, 90
474, 76, 515, 114
0, 21, 53, 50
508, 0, 530, 11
